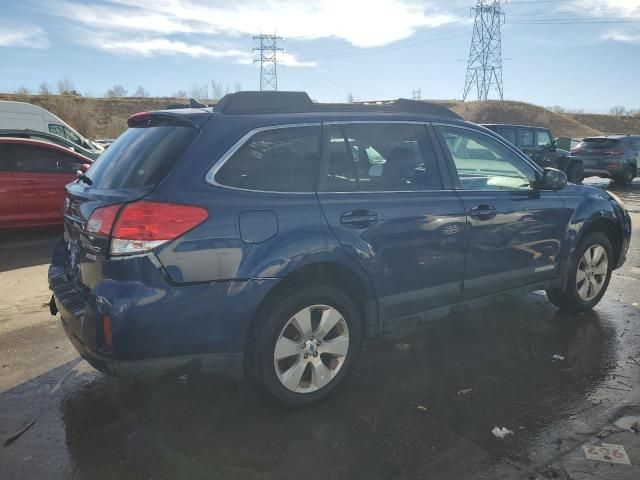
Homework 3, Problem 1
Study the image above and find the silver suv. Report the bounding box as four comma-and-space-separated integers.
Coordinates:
572, 135, 640, 186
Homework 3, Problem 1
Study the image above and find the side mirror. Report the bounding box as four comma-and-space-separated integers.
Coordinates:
537, 167, 567, 191
548, 140, 557, 152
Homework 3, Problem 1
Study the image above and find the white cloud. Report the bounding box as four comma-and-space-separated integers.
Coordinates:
44, 0, 461, 65
603, 30, 640, 42
570, 0, 640, 16
0, 23, 49, 49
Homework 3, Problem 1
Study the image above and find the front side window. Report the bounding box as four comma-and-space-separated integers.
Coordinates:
9, 145, 74, 174
49, 124, 65, 138
215, 126, 320, 192
537, 131, 552, 147
321, 123, 442, 192
438, 125, 536, 191
520, 130, 534, 147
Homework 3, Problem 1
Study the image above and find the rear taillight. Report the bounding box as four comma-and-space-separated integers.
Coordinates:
570, 148, 582, 155
110, 201, 208, 255
86, 204, 122, 236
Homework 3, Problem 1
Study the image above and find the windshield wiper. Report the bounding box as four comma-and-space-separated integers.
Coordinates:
76, 170, 93, 185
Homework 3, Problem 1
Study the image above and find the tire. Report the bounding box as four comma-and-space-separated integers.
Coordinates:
614, 164, 636, 186
566, 162, 584, 184
254, 285, 362, 406
547, 232, 613, 312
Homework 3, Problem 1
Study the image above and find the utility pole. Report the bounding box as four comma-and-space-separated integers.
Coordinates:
253, 34, 284, 91
463, 1, 506, 101
412, 88, 421, 101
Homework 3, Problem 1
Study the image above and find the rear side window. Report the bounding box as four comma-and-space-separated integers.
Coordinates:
497, 128, 517, 145
321, 123, 442, 192
87, 126, 198, 189
215, 126, 320, 192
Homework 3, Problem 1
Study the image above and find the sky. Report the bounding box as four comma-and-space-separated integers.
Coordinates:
0, 0, 639, 111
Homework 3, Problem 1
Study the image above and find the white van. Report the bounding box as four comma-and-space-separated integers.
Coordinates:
0, 101, 103, 154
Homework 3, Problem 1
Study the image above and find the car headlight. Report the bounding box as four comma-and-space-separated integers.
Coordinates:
606, 190, 626, 209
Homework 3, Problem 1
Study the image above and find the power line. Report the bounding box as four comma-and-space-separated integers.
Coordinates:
253, 34, 283, 91
463, 0, 506, 102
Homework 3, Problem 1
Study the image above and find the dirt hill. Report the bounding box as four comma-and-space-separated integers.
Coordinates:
566, 113, 640, 137
2, 93, 638, 141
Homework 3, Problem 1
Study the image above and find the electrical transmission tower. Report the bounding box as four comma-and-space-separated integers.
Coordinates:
463, 1, 506, 101
253, 34, 284, 91
412, 88, 422, 100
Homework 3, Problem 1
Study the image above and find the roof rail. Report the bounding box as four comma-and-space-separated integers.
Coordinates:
214, 91, 461, 119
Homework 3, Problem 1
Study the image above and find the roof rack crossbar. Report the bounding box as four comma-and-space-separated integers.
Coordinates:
214, 91, 461, 119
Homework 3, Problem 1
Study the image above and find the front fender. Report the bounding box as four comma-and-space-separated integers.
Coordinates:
557, 185, 630, 278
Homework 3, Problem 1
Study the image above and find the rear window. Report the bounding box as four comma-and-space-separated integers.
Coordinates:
496, 128, 517, 145
582, 138, 621, 149
86, 126, 197, 189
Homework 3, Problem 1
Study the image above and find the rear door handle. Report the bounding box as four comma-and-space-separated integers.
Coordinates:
469, 204, 497, 220
340, 210, 378, 228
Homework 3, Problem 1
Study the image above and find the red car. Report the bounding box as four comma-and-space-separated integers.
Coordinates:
0, 137, 92, 228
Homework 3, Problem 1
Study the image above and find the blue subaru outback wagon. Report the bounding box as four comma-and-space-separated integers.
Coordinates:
49, 92, 631, 405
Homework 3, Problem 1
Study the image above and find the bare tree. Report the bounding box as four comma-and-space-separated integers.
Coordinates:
14, 86, 31, 96
610, 105, 627, 116
133, 85, 150, 97
105, 84, 128, 97
210, 81, 223, 100
233, 82, 242, 93
346, 92, 355, 103
38, 82, 52, 96
172, 89, 188, 98
57, 77, 75, 95
189, 82, 209, 101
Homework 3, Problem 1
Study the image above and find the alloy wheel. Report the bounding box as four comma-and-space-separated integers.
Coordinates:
576, 245, 608, 301
273, 305, 350, 393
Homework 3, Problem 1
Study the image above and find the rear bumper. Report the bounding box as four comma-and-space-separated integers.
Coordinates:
48, 240, 276, 380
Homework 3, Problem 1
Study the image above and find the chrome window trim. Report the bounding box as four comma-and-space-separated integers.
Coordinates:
432, 121, 544, 176
205, 122, 322, 194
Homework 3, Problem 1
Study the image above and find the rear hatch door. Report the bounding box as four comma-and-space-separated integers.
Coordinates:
61, 114, 202, 291
575, 138, 623, 168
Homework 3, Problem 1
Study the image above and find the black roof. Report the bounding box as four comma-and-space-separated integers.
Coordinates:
213, 91, 462, 119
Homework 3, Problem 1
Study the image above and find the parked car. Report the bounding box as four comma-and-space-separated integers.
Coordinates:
0, 101, 103, 155
49, 92, 631, 406
0, 137, 92, 229
0, 129, 101, 160
482, 124, 584, 184
571, 135, 640, 186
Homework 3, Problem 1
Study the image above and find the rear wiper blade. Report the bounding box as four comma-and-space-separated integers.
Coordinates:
76, 170, 93, 185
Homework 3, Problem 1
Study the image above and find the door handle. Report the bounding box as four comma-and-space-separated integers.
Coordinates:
340, 210, 378, 228
469, 204, 497, 220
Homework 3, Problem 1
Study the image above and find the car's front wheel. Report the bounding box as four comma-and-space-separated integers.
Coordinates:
254, 286, 362, 406
547, 232, 613, 312
614, 164, 636, 186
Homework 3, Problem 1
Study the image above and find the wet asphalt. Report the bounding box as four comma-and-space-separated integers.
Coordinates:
1, 180, 639, 479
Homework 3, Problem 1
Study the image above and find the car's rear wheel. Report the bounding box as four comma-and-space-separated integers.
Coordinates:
254, 286, 362, 406
614, 164, 636, 186
566, 162, 584, 184
547, 232, 613, 312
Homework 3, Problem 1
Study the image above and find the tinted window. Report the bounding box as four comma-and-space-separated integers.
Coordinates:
582, 138, 621, 149
7, 144, 79, 174
87, 126, 198, 189
321, 123, 441, 192
49, 124, 65, 138
215, 126, 320, 192
438, 125, 535, 191
497, 128, 517, 145
537, 130, 552, 147
0, 145, 11, 171
520, 130, 534, 147
324, 128, 357, 192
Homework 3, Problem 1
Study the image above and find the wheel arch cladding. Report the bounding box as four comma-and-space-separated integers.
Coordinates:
577, 216, 622, 266
242, 261, 379, 375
